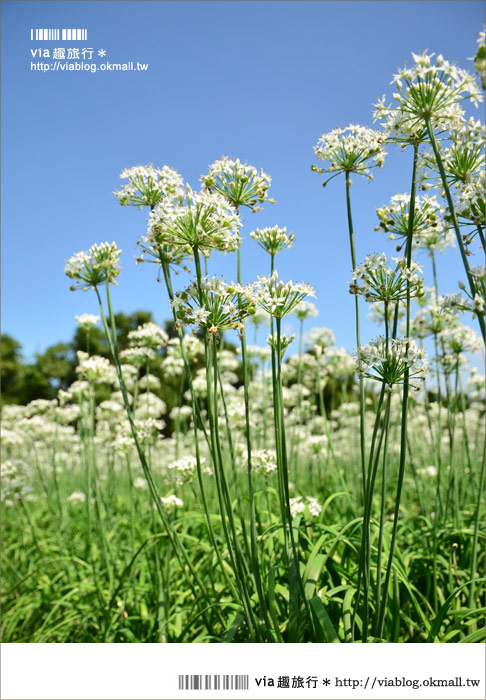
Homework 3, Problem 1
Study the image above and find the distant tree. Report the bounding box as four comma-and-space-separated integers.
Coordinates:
1, 334, 24, 404
35, 342, 77, 393
19, 365, 51, 403
72, 325, 110, 357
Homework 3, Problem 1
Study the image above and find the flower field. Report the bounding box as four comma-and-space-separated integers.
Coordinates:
1, 37, 485, 644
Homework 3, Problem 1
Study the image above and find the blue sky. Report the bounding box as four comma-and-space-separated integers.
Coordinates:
1, 1, 484, 361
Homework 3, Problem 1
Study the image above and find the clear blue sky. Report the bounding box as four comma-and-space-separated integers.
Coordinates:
2, 1, 484, 361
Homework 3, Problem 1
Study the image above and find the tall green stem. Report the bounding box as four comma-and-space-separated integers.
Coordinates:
376, 141, 419, 638
425, 120, 485, 341
345, 171, 366, 497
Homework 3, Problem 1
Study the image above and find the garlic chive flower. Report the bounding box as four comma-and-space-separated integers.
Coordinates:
374, 51, 482, 141
289, 496, 322, 519
435, 118, 485, 187
65, 242, 122, 290
267, 332, 295, 357
410, 289, 460, 339
293, 301, 319, 321
253, 270, 316, 318
349, 253, 424, 303
127, 322, 169, 350
251, 449, 278, 476
201, 157, 272, 211
171, 277, 256, 337
168, 455, 210, 484
114, 165, 184, 208
312, 124, 386, 183
440, 325, 483, 355
250, 226, 295, 255
161, 495, 184, 509
75, 313, 100, 327
147, 188, 241, 257
445, 266, 486, 316
356, 336, 429, 390
306, 327, 336, 354
376, 194, 454, 253
455, 170, 486, 230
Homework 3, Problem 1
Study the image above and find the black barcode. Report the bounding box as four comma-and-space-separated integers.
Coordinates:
30, 29, 88, 41
178, 675, 249, 691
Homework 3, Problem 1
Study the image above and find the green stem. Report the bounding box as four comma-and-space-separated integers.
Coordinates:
425, 120, 485, 341
345, 171, 366, 498
376, 141, 419, 638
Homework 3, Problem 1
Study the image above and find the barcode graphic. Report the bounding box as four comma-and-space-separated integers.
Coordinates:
178, 675, 249, 691
30, 28, 87, 40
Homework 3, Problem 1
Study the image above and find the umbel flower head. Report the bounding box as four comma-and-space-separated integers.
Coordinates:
114, 165, 184, 208
373, 51, 482, 143
306, 327, 336, 353
293, 301, 319, 321
65, 242, 122, 290
253, 270, 316, 318
440, 324, 483, 355
147, 187, 241, 258
441, 266, 485, 318
349, 253, 424, 303
430, 118, 485, 187
356, 336, 429, 390
127, 322, 169, 350
312, 124, 386, 183
410, 288, 460, 339
250, 226, 295, 256
171, 276, 256, 337
455, 169, 486, 229
201, 157, 272, 211
375, 193, 455, 254
75, 313, 100, 327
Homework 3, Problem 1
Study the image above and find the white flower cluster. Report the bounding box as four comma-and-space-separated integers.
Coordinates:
356, 336, 429, 389
75, 313, 100, 327
254, 270, 316, 318
120, 346, 157, 366
350, 253, 424, 303
168, 455, 210, 484
455, 170, 486, 226
376, 193, 454, 253
440, 325, 483, 355
251, 449, 277, 476
1, 460, 32, 507
374, 51, 482, 141
161, 494, 184, 509
67, 490, 86, 504
250, 226, 295, 256
127, 322, 168, 349
76, 353, 116, 384
313, 124, 386, 180
289, 495, 322, 518
147, 187, 241, 257
65, 242, 122, 290
294, 301, 319, 321
114, 165, 184, 208
438, 118, 485, 186
172, 276, 255, 335
201, 157, 272, 211
410, 292, 460, 338
306, 327, 336, 352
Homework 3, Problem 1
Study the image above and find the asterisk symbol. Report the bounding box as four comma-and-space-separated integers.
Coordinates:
98, 49, 106, 57
323, 679, 331, 686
